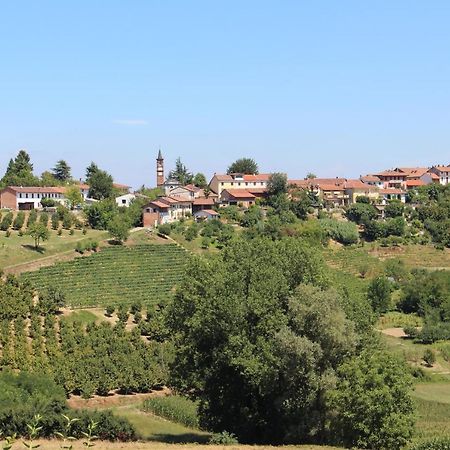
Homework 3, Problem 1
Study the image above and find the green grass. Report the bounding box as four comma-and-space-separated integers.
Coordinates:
414, 396, 450, 440
377, 312, 423, 330
112, 404, 209, 443
60, 310, 98, 325
142, 395, 199, 429
22, 244, 188, 308
0, 228, 107, 269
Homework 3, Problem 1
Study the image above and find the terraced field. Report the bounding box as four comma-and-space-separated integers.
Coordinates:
22, 244, 188, 308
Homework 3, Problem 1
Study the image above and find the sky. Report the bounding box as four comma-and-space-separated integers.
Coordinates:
1, 1, 450, 188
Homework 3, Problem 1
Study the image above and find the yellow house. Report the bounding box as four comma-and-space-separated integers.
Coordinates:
344, 180, 380, 204
209, 173, 270, 197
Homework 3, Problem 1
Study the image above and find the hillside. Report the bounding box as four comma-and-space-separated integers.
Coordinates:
22, 244, 188, 307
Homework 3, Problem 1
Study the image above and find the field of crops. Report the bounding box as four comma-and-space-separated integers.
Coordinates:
22, 244, 188, 307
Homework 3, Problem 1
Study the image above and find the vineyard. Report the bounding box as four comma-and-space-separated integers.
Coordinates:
22, 244, 188, 308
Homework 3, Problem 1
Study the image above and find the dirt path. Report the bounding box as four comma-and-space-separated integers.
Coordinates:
380, 327, 407, 338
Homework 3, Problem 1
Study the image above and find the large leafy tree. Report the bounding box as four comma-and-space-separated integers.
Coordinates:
227, 158, 258, 175
330, 351, 415, 450
52, 160, 72, 182
169, 157, 193, 185
192, 172, 207, 188
87, 165, 114, 200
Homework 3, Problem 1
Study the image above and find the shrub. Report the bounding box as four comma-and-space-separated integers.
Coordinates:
75, 242, 85, 254
51, 213, 59, 230
41, 197, 56, 207
423, 349, 436, 367
105, 305, 115, 317
69, 228, 75, 235
209, 431, 239, 445
57, 228, 63, 236
0, 212, 13, 231
13, 211, 25, 230
184, 224, 198, 241
319, 218, 359, 245
158, 223, 172, 236
39, 212, 49, 227
27, 209, 38, 227
403, 326, 420, 339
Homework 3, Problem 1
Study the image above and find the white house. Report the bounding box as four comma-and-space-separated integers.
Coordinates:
143, 196, 192, 227
0, 186, 66, 210
428, 165, 450, 185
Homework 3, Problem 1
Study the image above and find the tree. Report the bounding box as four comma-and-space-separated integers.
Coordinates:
346, 203, 378, 224
169, 157, 193, 185
306, 172, 316, 179
166, 238, 347, 444
85, 162, 99, 181
88, 169, 114, 200
52, 160, 71, 182
193, 173, 207, 188
330, 351, 415, 450
107, 215, 130, 243
423, 348, 436, 367
27, 223, 50, 249
385, 200, 404, 218
65, 185, 83, 210
227, 158, 258, 175
1, 150, 40, 186
267, 172, 288, 197
367, 276, 392, 314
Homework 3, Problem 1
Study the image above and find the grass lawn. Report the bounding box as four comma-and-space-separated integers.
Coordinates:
0, 228, 108, 269
113, 404, 210, 443
60, 309, 99, 325
414, 395, 450, 440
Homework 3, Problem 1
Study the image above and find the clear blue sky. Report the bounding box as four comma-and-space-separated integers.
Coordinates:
1, 1, 449, 188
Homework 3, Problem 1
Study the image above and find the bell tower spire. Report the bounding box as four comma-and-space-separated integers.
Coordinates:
156, 149, 164, 187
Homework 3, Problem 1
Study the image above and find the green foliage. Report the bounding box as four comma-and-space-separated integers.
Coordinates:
1, 150, 40, 187
84, 199, 117, 230
368, 276, 392, 314
41, 197, 57, 207
22, 245, 187, 308
27, 210, 37, 228
346, 202, 378, 224
385, 200, 405, 218
227, 158, 258, 175
329, 351, 415, 450
142, 395, 199, 428
51, 213, 59, 230
168, 157, 193, 185
192, 172, 207, 188
209, 431, 239, 445
86, 166, 114, 200
158, 223, 172, 236
13, 212, 25, 230
0, 212, 13, 231
184, 223, 198, 241
65, 185, 83, 210
239, 205, 262, 228
410, 438, 450, 450
107, 215, 131, 243
319, 218, 359, 245
423, 348, 436, 367
267, 172, 288, 197
364, 217, 406, 241
166, 238, 366, 444
27, 223, 50, 248
51, 160, 71, 182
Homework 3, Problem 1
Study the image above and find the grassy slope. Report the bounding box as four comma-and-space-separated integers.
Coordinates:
0, 228, 107, 269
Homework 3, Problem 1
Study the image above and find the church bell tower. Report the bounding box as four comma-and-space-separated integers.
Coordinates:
156, 149, 164, 187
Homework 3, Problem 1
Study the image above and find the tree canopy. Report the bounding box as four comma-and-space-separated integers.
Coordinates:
169, 157, 193, 185
51, 160, 72, 182
227, 158, 259, 175
1, 150, 40, 187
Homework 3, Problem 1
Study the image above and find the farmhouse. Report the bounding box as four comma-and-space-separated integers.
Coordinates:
428, 165, 450, 185
0, 186, 66, 210
194, 209, 220, 221
220, 189, 256, 208
143, 196, 192, 227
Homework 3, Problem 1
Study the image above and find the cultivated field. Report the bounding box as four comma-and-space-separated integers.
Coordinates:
21, 244, 188, 307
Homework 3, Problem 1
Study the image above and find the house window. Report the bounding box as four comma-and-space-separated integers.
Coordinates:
122, 199, 126, 204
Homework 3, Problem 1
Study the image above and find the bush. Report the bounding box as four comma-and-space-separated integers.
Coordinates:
0, 212, 13, 231
158, 223, 172, 236
423, 349, 436, 367
51, 213, 59, 230
417, 323, 450, 344
13, 211, 25, 230
39, 212, 49, 227
142, 395, 199, 428
75, 242, 85, 254
209, 431, 239, 445
27, 209, 38, 227
105, 305, 115, 317
403, 326, 420, 339
184, 224, 198, 241
319, 218, 359, 245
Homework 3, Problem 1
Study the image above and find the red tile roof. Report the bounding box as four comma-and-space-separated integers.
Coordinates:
405, 179, 426, 187
344, 180, 377, 190
5, 186, 66, 194
222, 189, 256, 199
148, 200, 169, 209
360, 175, 381, 182
433, 165, 450, 172
380, 188, 406, 195
193, 197, 215, 205
318, 184, 346, 191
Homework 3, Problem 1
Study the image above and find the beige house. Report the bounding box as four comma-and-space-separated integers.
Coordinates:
142, 196, 192, 227
344, 180, 380, 203
209, 173, 270, 197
